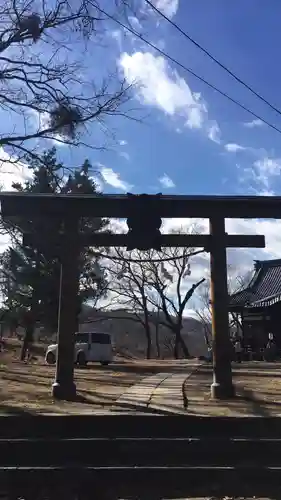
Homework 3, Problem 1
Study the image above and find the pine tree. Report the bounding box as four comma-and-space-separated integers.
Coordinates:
0, 148, 107, 359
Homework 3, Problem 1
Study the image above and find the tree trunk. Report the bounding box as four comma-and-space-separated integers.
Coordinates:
20, 332, 29, 361
20, 325, 34, 361
155, 326, 161, 359
174, 329, 190, 359
143, 298, 152, 359
174, 336, 179, 359
146, 333, 152, 359
144, 322, 152, 359
179, 332, 190, 358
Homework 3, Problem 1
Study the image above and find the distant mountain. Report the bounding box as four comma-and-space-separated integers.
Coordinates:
79, 308, 210, 359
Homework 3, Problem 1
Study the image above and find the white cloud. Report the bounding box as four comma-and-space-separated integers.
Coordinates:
119, 151, 130, 161
108, 218, 127, 233
159, 173, 175, 188
100, 167, 132, 191
225, 218, 281, 262
160, 216, 281, 313
90, 174, 104, 192
128, 15, 143, 30
119, 51, 208, 131
225, 143, 246, 153
0, 149, 34, 253
31, 110, 66, 146
103, 214, 281, 315
0, 148, 32, 190
119, 140, 128, 146
254, 157, 281, 177
253, 157, 281, 190
207, 121, 221, 144
243, 119, 264, 128
153, 0, 179, 18
256, 189, 275, 196
110, 30, 123, 51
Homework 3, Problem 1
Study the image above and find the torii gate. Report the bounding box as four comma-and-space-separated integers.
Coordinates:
0, 192, 271, 401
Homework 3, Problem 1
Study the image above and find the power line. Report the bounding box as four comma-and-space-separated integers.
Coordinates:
95, 5, 281, 136
145, 0, 281, 118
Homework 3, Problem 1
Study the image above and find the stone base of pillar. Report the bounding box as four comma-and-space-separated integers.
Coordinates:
52, 381, 76, 401
211, 381, 235, 400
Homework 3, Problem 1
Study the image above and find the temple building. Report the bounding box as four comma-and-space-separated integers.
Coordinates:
229, 259, 281, 352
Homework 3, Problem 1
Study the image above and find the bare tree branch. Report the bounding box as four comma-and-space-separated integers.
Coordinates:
100, 228, 206, 359
0, 0, 138, 165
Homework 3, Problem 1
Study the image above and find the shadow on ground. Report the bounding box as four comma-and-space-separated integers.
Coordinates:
183, 363, 281, 417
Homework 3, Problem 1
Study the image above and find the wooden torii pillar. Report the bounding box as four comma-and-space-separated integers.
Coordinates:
0, 193, 268, 401
209, 217, 233, 398
51, 218, 80, 400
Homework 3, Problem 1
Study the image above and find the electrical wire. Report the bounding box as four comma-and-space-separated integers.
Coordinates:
94, 5, 281, 136
144, 0, 281, 118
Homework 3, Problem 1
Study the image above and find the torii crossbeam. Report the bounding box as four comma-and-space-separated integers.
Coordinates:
0, 192, 270, 401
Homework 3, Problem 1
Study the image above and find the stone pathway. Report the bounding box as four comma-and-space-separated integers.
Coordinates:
114, 362, 200, 414
149, 372, 190, 413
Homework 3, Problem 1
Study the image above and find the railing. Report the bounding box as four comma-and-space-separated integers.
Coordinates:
1, 415, 281, 499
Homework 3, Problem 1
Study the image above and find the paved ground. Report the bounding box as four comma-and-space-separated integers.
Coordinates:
112, 360, 281, 416
114, 361, 200, 414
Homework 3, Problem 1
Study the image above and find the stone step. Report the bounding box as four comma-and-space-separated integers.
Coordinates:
0, 465, 280, 498
1, 436, 281, 467
1, 414, 281, 438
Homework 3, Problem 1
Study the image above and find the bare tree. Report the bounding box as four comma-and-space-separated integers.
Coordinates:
0, 0, 134, 165
150, 303, 161, 358
195, 280, 212, 346
104, 248, 154, 359
144, 246, 205, 359
195, 265, 253, 342
102, 237, 206, 359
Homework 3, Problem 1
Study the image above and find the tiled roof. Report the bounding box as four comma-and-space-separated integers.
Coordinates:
229, 259, 281, 309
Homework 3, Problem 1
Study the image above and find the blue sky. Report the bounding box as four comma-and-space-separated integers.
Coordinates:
58, 0, 281, 198
3, 0, 281, 312
3, 0, 281, 197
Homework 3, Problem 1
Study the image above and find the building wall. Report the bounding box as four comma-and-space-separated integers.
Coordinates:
242, 303, 281, 349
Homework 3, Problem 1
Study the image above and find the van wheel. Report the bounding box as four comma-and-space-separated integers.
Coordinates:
101, 361, 109, 366
46, 352, 56, 365
77, 351, 87, 367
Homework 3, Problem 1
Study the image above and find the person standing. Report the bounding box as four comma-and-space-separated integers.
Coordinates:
234, 338, 243, 363
265, 333, 277, 362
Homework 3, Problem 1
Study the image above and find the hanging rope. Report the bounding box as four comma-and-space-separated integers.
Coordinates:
91, 248, 206, 263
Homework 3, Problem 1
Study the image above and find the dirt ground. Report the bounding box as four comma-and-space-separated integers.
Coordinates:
0, 338, 176, 414
0, 338, 191, 414
3, 338, 281, 417
184, 362, 281, 417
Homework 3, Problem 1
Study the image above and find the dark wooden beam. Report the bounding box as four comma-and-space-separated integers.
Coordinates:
209, 216, 234, 399
23, 233, 265, 249
52, 218, 79, 401
1, 192, 281, 218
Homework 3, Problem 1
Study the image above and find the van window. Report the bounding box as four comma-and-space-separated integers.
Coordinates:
91, 333, 111, 345
75, 333, 89, 344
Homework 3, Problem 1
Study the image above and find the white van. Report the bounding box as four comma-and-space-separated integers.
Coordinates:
45, 332, 113, 366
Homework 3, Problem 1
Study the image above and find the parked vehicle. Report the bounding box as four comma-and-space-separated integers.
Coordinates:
45, 332, 113, 366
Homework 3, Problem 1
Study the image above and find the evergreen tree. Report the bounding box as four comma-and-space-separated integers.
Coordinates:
0, 148, 107, 358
